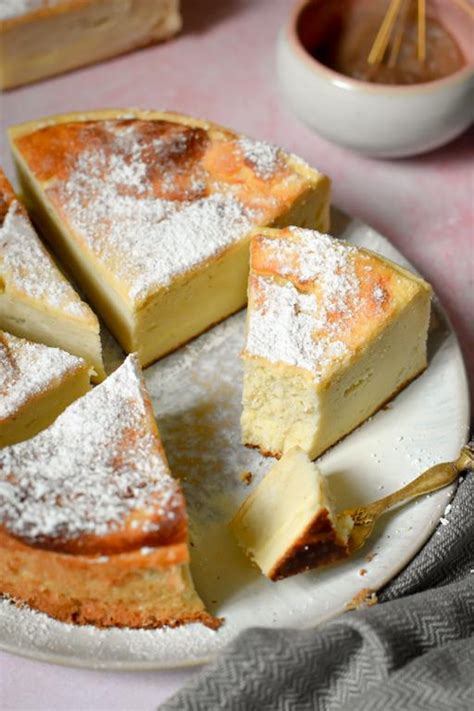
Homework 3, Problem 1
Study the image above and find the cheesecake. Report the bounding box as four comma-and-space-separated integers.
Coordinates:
0, 330, 92, 448
9, 109, 330, 367
230, 447, 353, 580
0, 169, 105, 380
241, 227, 432, 460
0, 355, 218, 629
0, 0, 181, 90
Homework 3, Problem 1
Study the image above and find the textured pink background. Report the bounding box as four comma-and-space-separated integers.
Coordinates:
0, 1, 472, 709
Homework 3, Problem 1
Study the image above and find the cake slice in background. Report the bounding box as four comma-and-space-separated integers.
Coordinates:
0, 330, 92, 448
241, 226, 432, 460
9, 110, 330, 367
0, 0, 182, 90
230, 447, 353, 580
0, 355, 218, 629
0, 168, 105, 380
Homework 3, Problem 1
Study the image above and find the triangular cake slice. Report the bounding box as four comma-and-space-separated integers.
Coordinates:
0, 330, 92, 448
0, 355, 218, 629
241, 227, 432, 459
9, 109, 330, 367
0, 168, 105, 380
230, 447, 353, 580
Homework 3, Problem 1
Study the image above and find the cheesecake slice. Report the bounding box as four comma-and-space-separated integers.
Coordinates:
0, 168, 105, 380
9, 109, 330, 367
241, 227, 432, 460
0, 330, 92, 448
0, 355, 217, 629
0, 0, 181, 90
230, 447, 353, 580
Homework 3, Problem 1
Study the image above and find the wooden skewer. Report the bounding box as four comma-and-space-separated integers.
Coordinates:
368, 0, 473, 72
388, 0, 412, 68
368, 0, 404, 65
417, 0, 426, 62
451, 0, 474, 20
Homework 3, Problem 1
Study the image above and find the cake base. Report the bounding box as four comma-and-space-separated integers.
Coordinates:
0, 531, 220, 630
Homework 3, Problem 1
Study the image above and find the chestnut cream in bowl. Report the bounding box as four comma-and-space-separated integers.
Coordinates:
277, 0, 473, 157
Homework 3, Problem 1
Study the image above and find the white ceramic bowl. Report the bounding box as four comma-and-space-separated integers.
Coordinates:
277, 0, 474, 158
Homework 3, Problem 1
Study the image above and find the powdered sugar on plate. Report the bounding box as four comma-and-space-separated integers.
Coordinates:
0, 201, 91, 319
0, 355, 180, 544
0, 331, 84, 420
0, 595, 231, 668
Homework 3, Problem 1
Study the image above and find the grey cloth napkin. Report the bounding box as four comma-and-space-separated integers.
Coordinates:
162, 472, 474, 711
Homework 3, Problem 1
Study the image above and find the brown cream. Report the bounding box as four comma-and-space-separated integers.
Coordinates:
299, 0, 466, 86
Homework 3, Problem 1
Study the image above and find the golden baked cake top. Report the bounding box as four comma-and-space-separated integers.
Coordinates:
0, 330, 85, 422
0, 355, 186, 556
243, 226, 432, 383
11, 110, 326, 306
0, 168, 96, 323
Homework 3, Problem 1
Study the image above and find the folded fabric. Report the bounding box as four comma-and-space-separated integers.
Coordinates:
162, 473, 474, 710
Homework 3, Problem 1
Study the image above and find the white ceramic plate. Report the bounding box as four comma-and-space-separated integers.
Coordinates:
0, 209, 469, 670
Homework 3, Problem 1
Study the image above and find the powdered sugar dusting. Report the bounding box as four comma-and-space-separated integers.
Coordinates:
373, 285, 387, 304
0, 331, 84, 420
50, 121, 261, 302
0, 355, 179, 543
63, 185, 252, 302
246, 276, 348, 376
0, 1, 61, 21
245, 229, 363, 378
40, 119, 299, 304
0, 201, 91, 319
265, 227, 358, 286
238, 137, 281, 179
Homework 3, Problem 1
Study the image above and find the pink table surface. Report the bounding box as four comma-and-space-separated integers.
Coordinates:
0, 0, 473, 708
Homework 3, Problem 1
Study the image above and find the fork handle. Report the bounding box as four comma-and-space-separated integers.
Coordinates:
348, 444, 473, 521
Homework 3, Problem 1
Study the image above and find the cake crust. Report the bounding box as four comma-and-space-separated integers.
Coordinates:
0, 355, 217, 629
0, 529, 219, 629
267, 509, 350, 581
